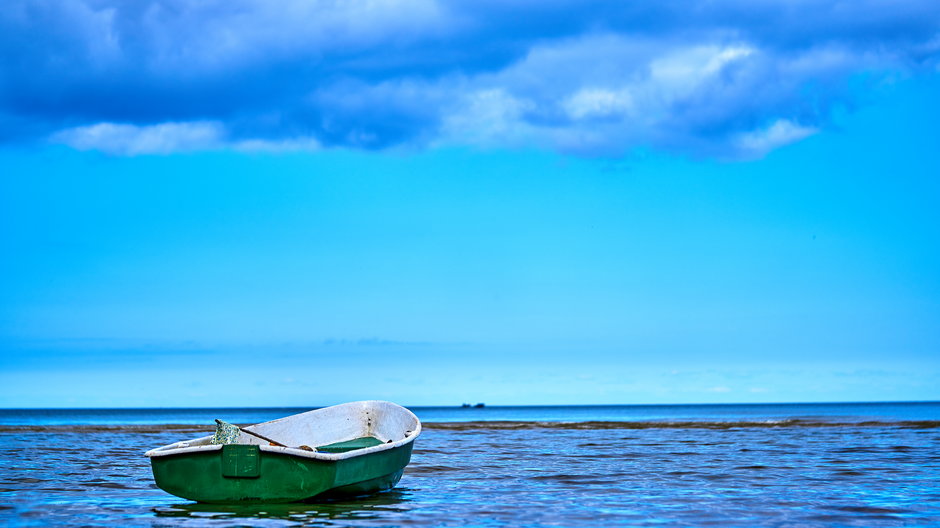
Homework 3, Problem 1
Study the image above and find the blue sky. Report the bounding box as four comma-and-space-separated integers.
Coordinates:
1, 1, 939, 407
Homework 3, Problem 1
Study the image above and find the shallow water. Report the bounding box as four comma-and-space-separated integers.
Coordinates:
2, 415, 940, 526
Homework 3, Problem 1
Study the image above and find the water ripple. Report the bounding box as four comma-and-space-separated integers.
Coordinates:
1, 423, 939, 526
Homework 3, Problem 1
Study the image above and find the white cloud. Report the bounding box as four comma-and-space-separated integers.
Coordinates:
51, 121, 325, 155
105, 0, 450, 74
650, 45, 755, 94
439, 38, 769, 156
8, 0, 938, 157
735, 119, 819, 158
564, 88, 634, 119
232, 137, 322, 152
52, 121, 226, 155
440, 88, 539, 148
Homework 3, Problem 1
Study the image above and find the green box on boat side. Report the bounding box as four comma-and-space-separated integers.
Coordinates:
221, 445, 261, 478
150, 442, 414, 504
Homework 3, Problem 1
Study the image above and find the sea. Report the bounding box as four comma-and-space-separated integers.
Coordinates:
1, 402, 939, 527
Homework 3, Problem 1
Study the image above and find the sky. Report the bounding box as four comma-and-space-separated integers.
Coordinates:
1, 0, 939, 408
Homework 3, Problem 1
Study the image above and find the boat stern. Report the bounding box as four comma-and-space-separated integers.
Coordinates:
150, 445, 338, 503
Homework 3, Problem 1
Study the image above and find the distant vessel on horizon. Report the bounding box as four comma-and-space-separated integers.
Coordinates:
460, 403, 486, 408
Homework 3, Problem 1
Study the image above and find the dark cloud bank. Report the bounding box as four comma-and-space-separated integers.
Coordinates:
1, 0, 938, 157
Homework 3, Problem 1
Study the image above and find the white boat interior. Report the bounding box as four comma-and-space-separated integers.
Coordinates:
146, 400, 421, 461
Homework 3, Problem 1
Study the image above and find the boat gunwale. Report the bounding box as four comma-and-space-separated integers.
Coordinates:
145, 401, 422, 461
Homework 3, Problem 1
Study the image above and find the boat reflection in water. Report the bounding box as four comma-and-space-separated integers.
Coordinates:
151, 489, 413, 524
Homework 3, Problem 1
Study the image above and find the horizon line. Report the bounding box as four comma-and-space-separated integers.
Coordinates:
1, 399, 938, 411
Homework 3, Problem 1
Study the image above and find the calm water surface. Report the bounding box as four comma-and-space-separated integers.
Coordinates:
2, 401, 938, 426
1, 403, 939, 527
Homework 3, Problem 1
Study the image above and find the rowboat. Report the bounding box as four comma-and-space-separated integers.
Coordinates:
145, 401, 421, 503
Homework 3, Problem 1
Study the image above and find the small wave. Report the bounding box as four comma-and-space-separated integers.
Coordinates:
0, 424, 213, 433
421, 420, 940, 430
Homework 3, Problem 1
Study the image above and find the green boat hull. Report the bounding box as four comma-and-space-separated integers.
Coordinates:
150, 442, 414, 503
